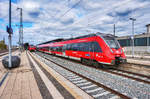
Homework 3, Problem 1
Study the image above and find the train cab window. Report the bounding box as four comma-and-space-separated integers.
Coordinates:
103, 36, 120, 49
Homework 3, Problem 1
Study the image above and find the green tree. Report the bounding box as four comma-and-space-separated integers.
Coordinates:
0, 40, 7, 50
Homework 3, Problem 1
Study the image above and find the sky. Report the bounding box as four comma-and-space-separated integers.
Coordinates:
0, 0, 150, 45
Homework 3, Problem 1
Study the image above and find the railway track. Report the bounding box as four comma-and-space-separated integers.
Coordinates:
0, 52, 8, 57
33, 52, 150, 98
36, 52, 150, 84
30, 52, 128, 99
108, 69, 150, 83
0, 49, 18, 57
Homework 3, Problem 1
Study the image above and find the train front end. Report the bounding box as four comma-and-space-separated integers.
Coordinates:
99, 34, 127, 65
28, 45, 36, 52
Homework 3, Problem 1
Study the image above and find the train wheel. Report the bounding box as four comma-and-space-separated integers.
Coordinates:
115, 61, 120, 66
81, 58, 89, 65
93, 61, 104, 68
92, 61, 99, 68
81, 58, 85, 64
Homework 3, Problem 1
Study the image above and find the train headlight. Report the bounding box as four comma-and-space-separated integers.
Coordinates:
122, 48, 125, 53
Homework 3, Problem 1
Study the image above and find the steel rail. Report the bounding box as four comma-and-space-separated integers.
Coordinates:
32, 52, 130, 99
37, 52, 150, 84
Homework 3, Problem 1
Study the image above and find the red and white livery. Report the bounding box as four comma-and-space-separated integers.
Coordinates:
37, 33, 126, 66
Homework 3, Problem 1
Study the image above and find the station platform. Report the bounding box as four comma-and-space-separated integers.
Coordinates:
0, 51, 92, 99
126, 55, 150, 67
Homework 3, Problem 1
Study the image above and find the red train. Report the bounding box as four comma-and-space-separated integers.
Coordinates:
28, 45, 36, 52
37, 33, 126, 66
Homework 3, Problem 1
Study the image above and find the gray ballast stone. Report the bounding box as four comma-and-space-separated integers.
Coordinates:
2, 55, 21, 69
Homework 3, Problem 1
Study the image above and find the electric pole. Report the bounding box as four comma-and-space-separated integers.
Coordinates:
17, 8, 23, 52
114, 24, 115, 36
16, 24, 21, 52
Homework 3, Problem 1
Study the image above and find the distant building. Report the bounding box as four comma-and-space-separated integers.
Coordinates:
116, 24, 150, 55
117, 24, 150, 47
146, 24, 150, 34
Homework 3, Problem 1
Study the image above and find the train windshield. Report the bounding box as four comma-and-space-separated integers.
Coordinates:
103, 36, 120, 49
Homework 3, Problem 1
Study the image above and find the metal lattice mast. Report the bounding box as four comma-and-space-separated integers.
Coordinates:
17, 8, 23, 52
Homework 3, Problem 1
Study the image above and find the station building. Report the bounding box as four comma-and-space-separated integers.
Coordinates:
116, 24, 150, 55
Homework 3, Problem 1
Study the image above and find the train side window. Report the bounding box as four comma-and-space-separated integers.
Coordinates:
62, 45, 67, 52
92, 42, 102, 52
46, 47, 49, 50
76, 43, 82, 51
69, 44, 72, 50
81, 42, 90, 52
78, 42, 84, 51
59, 46, 62, 52
56, 47, 58, 51
71, 43, 78, 51
78, 43, 84, 51
52, 47, 55, 51
81, 42, 102, 52
86, 42, 91, 51
66, 44, 72, 50
52, 47, 54, 51
49, 47, 52, 51
66, 44, 69, 50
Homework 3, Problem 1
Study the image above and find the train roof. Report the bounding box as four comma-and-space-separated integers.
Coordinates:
37, 33, 116, 45
37, 38, 64, 45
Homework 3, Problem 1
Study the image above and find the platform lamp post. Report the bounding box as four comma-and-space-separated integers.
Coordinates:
130, 18, 136, 58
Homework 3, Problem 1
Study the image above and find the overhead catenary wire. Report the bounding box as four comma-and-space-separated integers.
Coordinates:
58, 0, 82, 18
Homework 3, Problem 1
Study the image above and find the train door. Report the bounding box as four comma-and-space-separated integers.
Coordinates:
89, 41, 103, 60
62, 44, 67, 57
89, 42, 95, 61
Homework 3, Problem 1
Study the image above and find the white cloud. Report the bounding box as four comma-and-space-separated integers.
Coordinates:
0, 0, 150, 45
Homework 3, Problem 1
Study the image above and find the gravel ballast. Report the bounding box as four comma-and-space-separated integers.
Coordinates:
35, 52, 150, 99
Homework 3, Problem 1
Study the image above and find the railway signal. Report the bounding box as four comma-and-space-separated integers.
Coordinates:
7, 0, 12, 68
3, 0, 20, 69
